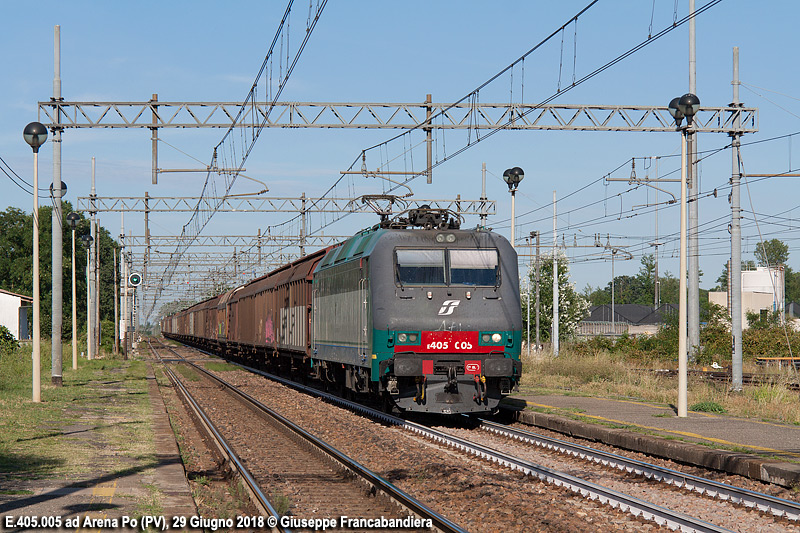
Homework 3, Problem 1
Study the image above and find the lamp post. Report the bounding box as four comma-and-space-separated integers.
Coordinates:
502, 167, 525, 249
80, 234, 94, 360
66, 213, 80, 370
23, 122, 47, 403
668, 93, 700, 419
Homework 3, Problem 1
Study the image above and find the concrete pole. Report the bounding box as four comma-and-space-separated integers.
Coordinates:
731, 47, 743, 391
678, 129, 689, 418
300, 193, 306, 256
71, 228, 77, 370
144, 191, 150, 318
89, 158, 96, 360
94, 217, 100, 354
32, 149, 41, 403
86, 248, 91, 360
552, 191, 559, 356
480, 163, 488, 228
51, 25, 64, 387
535, 231, 541, 350
611, 251, 616, 336
687, 0, 700, 361
527, 235, 532, 357
425, 94, 432, 184
151, 94, 158, 185
510, 189, 516, 249
114, 247, 119, 354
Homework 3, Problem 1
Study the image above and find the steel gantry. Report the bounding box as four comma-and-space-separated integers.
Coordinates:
39, 100, 756, 133
76, 195, 496, 215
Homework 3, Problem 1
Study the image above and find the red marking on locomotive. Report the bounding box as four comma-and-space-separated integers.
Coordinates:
422, 360, 434, 375
464, 360, 481, 374
395, 331, 485, 353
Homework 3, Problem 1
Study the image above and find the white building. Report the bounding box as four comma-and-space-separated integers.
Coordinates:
708, 266, 784, 328
0, 289, 32, 340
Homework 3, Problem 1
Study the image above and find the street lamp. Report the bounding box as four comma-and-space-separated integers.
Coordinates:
66, 212, 80, 371
503, 166, 524, 248
668, 93, 700, 418
23, 122, 47, 403
80, 234, 94, 360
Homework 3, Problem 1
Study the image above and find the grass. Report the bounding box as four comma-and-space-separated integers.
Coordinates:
175, 364, 200, 382
518, 348, 800, 425
204, 361, 237, 372
0, 341, 155, 481
690, 401, 726, 413
271, 491, 292, 515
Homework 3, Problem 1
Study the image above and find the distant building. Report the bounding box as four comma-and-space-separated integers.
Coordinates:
578, 303, 677, 337
708, 266, 784, 328
0, 289, 32, 340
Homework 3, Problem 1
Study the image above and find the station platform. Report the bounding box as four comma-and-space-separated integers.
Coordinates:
503, 393, 800, 488
0, 360, 196, 532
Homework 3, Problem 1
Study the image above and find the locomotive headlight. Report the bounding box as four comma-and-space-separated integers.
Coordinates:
409, 333, 418, 342
492, 333, 502, 343
435, 233, 446, 243
446, 234, 456, 242
482, 334, 491, 343
398, 333, 408, 342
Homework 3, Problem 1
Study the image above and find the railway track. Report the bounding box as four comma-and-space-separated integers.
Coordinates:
172, 341, 800, 532
148, 339, 468, 533
475, 419, 800, 522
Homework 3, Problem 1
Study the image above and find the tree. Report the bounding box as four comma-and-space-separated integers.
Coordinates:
523, 252, 588, 343
583, 254, 669, 307
755, 239, 789, 267
0, 204, 120, 340
715, 259, 756, 291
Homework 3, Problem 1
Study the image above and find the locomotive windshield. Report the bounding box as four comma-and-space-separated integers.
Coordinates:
450, 249, 498, 285
395, 248, 499, 286
396, 249, 446, 284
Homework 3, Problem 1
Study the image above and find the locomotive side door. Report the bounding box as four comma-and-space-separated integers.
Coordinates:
359, 260, 369, 364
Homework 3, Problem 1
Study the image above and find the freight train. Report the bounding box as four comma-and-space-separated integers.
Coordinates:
161, 208, 522, 414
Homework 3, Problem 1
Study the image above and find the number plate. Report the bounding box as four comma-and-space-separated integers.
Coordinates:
395, 331, 483, 353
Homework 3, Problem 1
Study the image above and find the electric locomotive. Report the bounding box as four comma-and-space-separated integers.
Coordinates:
163, 207, 522, 415
314, 208, 522, 414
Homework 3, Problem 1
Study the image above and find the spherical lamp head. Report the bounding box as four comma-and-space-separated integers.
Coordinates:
511, 166, 524, 185
503, 168, 514, 190
66, 212, 80, 229
668, 97, 684, 127
678, 93, 700, 125
80, 234, 93, 248
23, 122, 48, 153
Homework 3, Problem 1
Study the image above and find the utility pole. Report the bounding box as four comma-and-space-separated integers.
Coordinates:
688, 0, 700, 361
151, 94, 158, 185
88, 158, 96, 360
534, 231, 541, 351
552, 191, 559, 357
300, 193, 306, 256
425, 94, 432, 184
114, 247, 119, 354
480, 163, 488, 228
144, 191, 150, 316
526, 235, 533, 357
730, 47, 743, 391
51, 25, 64, 386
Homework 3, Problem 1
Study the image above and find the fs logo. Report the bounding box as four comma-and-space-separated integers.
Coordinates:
438, 300, 461, 316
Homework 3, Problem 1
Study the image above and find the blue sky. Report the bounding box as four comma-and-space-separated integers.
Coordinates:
2, 1, 800, 306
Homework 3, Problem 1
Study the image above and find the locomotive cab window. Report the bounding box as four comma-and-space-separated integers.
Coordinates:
395, 248, 499, 286
395, 249, 446, 285
450, 249, 499, 286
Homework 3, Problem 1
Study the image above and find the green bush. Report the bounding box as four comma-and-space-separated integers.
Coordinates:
0, 325, 19, 354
